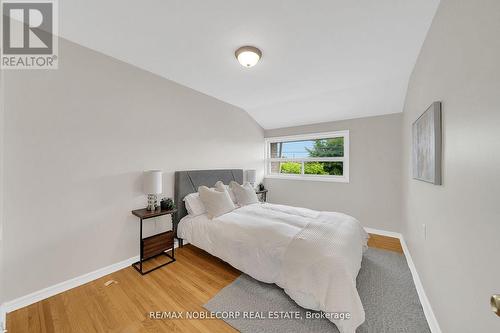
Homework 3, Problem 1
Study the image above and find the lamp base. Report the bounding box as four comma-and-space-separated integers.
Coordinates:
147, 194, 158, 211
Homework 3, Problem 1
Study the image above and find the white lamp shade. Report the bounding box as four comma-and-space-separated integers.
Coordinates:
246, 169, 256, 184
143, 170, 162, 194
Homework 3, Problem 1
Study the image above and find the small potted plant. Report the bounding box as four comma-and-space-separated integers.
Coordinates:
160, 197, 175, 211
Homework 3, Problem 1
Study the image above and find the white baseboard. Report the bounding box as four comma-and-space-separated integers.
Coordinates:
364, 227, 402, 239
1, 255, 139, 315
1, 233, 440, 332
1, 240, 184, 318
0, 303, 5, 332
365, 227, 442, 333
399, 237, 442, 333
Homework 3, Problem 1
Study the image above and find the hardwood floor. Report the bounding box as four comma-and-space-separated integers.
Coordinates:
7, 235, 402, 333
367, 233, 403, 253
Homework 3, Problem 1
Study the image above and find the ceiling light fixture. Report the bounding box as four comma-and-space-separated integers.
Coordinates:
235, 46, 262, 68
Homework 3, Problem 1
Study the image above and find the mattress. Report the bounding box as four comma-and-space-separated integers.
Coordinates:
177, 202, 368, 333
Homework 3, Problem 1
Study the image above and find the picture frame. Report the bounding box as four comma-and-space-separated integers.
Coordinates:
412, 101, 442, 185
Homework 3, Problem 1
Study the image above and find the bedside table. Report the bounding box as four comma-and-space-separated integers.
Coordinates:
131, 208, 177, 275
255, 189, 268, 202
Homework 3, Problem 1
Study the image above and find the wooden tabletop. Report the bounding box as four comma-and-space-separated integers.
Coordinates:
132, 208, 177, 219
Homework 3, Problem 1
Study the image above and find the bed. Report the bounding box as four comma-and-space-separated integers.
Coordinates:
173, 169, 369, 333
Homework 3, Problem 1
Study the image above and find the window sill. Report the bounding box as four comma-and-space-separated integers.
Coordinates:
264, 175, 349, 183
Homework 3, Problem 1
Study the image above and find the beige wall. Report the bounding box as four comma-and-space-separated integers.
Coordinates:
264, 113, 403, 232
2, 38, 264, 301
402, 0, 500, 331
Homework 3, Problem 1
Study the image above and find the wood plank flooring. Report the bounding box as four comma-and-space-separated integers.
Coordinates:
367, 233, 403, 253
7, 234, 402, 333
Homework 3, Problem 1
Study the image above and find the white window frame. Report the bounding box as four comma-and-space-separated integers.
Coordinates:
264, 130, 349, 183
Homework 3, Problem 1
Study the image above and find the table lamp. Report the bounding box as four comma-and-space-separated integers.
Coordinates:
143, 170, 162, 211
246, 169, 256, 188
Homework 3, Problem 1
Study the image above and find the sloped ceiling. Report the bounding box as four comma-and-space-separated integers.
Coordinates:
60, 0, 440, 129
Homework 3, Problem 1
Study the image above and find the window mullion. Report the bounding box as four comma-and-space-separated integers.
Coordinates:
268, 158, 344, 163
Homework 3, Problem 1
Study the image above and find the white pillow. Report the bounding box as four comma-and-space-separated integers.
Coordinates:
229, 181, 259, 206
183, 192, 207, 216
214, 181, 237, 204
198, 185, 236, 218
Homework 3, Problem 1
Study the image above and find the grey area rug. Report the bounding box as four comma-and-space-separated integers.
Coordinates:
204, 248, 430, 333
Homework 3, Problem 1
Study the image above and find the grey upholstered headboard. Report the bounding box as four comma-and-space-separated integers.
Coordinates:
173, 169, 243, 239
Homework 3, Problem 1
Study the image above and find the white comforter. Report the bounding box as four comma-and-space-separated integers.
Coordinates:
178, 203, 369, 333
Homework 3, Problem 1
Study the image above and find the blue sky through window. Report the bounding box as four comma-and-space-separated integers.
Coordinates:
280, 140, 315, 158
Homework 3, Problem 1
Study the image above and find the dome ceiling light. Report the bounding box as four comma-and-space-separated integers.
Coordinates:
235, 46, 262, 68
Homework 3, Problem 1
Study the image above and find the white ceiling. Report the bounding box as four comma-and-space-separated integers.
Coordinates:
60, 1, 440, 129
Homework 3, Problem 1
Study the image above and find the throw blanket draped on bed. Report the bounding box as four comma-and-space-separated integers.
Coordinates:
178, 203, 369, 333
281, 212, 367, 333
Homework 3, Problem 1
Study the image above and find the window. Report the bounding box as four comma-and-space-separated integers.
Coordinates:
265, 130, 349, 182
